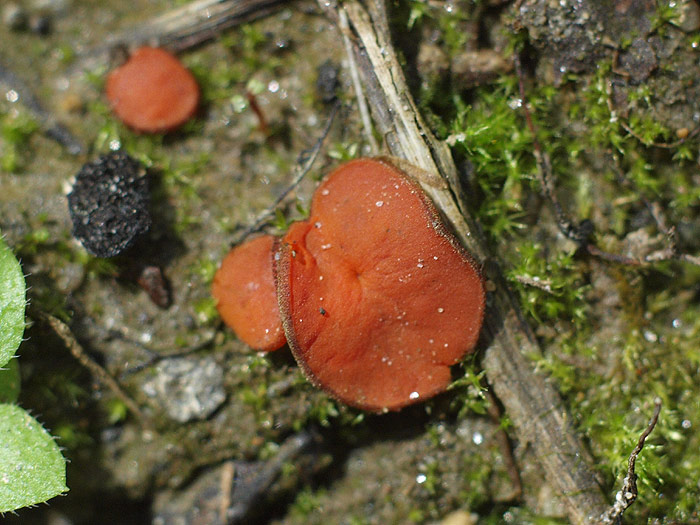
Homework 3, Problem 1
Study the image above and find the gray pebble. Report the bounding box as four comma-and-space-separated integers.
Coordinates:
141, 356, 226, 423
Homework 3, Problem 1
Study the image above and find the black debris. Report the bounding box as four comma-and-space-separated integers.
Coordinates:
68, 151, 151, 258
315, 60, 339, 105
28, 13, 51, 36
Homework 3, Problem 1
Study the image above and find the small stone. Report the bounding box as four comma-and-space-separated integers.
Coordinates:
440, 510, 478, 525
67, 151, 151, 258
137, 265, 171, 309
141, 357, 226, 423
672, 0, 700, 32
676, 127, 690, 140
618, 38, 657, 83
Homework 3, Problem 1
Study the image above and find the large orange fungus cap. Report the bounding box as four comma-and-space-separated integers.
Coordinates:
277, 158, 485, 411
105, 46, 200, 134
212, 235, 286, 352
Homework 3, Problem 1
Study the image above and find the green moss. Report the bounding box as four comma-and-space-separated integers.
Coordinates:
651, 0, 682, 33
448, 362, 488, 417
288, 486, 327, 520
404, 0, 475, 58
2, 0, 697, 521
434, 11, 699, 515
523, 263, 700, 521
0, 105, 39, 173
327, 141, 360, 162
448, 77, 534, 240
193, 297, 218, 325
507, 243, 590, 324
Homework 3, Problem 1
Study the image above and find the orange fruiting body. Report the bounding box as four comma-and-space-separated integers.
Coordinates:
212, 235, 286, 352
106, 46, 200, 133
276, 158, 485, 411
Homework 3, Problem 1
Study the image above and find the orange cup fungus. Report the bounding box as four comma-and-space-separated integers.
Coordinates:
212, 235, 286, 352
105, 46, 200, 134
213, 158, 485, 412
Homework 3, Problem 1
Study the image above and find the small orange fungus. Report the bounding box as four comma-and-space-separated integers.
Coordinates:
212, 235, 286, 352
276, 158, 485, 411
105, 46, 200, 133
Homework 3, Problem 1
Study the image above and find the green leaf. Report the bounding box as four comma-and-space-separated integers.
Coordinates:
0, 404, 68, 511
0, 358, 20, 403
0, 236, 26, 368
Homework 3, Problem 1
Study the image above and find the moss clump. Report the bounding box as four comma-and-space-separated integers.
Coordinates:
435, 8, 700, 517
0, 105, 39, 173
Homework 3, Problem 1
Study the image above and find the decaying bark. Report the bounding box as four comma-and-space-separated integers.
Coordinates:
110, 0, 287, 52
321, 1, 609, 523
73, 0, 288, 73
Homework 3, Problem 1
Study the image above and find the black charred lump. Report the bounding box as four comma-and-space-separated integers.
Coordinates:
68, 151, 151, 257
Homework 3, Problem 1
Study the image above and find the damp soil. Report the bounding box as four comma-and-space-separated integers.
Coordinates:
1, 1, 700, 524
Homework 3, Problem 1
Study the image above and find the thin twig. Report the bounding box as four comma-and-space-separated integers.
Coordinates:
76, 0, 287, 69
585, 244, 642, 266
608, 155, 700, 268
338, 8, 379, 154
512, 274, 554, 293
32, 310, 150, 426
231, 100, 340, 246
114, 331, 218, 378
514, 55, 590, 245
219, 461, 236, 523
598, 399, 662, 525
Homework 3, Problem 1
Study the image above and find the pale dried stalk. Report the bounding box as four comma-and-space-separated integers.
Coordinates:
338, 8, 380, 154
112, 0, 287, 52
324, 1, 609, 523
74, 0, 287, 72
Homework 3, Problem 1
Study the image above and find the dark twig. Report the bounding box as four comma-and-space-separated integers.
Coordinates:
598, 399, 662, 525
227, 431, 317, 524
514, 55, 591, 246
97, 328, 218, 378
0, 60, 84, 155
231, 100, 340, 246
584, 244, 642, 266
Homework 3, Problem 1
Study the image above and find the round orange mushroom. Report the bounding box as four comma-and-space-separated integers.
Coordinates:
212, 235, 286, 352
276, 158, 485, 412
105, 46, 200, 134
